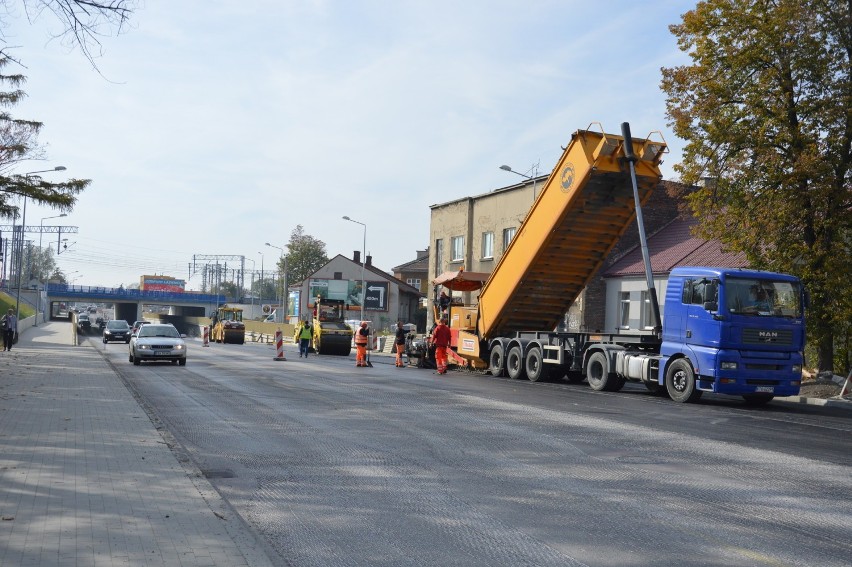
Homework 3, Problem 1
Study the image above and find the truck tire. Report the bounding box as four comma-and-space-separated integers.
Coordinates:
665, 358, 703, 403
586, 351, 624, 391
524, 347, 551, 382
506, 345, 526, 380
489, 344, 506, 377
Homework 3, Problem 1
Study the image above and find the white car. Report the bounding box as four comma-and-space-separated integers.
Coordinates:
129, 323, 187, 366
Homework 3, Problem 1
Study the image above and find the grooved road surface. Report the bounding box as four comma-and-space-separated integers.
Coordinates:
102, 336, 852, 567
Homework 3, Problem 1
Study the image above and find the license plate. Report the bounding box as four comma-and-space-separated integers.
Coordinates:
154, 351, 172, 356
755, 386, 774, 393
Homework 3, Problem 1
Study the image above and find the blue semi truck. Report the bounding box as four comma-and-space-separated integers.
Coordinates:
447, 124, 805, 404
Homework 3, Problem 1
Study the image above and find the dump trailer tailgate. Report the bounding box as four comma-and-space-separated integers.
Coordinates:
478, 127, 666, 338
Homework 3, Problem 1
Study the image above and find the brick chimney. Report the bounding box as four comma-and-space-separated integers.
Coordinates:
353, 250, 361, 263
366, 255, 372, 267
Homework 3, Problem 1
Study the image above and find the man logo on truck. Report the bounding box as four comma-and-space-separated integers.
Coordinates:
560, 163, 575, 192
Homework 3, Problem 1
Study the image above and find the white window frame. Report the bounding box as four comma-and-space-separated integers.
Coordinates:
640, 291, 653, 330
502, 227, 516, 252
406, 278, 421, 289
451, 236, 464, 262
481, 232, 494, 259
619, 291, 631, 329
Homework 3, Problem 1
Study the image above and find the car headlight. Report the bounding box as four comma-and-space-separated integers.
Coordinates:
174, 344, 185, 351
720, 361, 738, 370
139, 344, 151, 350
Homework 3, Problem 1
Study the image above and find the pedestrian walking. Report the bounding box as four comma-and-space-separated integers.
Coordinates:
2, 308, 18, 351
354, 321, 370, 367
430, 316, 451, 374
295, 319, 313, 358
394, 322, 408, 368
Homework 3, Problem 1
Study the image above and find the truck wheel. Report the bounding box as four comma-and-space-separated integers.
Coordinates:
587, 351, 624, 391
742, 393, 774, 406
525, 347, 550, 382
665, 359, 702, 403
489, 344, 506, 377
506, 345, 526, 380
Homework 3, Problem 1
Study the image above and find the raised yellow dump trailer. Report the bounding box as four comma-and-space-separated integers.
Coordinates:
456, 124, 667, 367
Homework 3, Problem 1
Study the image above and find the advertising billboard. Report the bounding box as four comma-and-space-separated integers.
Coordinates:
309, 279, 387, 311
140, 275, 186, 292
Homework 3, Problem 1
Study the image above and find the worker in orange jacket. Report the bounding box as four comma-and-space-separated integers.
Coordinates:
354, 321, 370, 367
430, 316, 452, 374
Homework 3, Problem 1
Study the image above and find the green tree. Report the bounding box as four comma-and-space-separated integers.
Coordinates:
281, 225, 329, 285
25, 243, 57, 281
0, 1, 137, 218
661, 0, 852, 373
219, 280, 241, 302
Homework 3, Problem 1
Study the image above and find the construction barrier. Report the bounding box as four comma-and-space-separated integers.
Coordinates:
274, 329, 286, 361
203, 325, 209, 347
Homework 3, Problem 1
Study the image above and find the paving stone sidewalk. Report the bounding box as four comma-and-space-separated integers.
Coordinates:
0, 321, 275, 567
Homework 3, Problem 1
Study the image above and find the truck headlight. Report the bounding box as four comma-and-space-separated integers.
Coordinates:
792, 364, 802, 373
721, 361, 738, 370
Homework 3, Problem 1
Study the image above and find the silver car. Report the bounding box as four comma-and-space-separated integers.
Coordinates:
129, 323, 187, 366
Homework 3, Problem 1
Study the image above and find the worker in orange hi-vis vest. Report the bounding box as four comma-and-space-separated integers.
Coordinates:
394, 321, 408, 368
354, 321, 370, 367
430, 316, 452, 375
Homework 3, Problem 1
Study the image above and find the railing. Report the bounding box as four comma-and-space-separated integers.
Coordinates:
45, 283, 225, 304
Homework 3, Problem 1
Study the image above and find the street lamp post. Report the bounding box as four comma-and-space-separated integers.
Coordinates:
265, 243, 287, 324
342, 216, 367, 324
35, 213, 67, 326
499, 163, 539, 201
15, 166, 66, 326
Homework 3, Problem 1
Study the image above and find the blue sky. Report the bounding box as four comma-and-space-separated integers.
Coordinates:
6, 1, 695, 289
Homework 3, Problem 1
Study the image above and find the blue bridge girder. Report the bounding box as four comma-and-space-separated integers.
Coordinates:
46, 283, 225, 305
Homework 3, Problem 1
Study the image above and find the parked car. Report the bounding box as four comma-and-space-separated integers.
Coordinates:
103, 319, 131, 344
77, 313, 92, 332
129, 323, 187, 366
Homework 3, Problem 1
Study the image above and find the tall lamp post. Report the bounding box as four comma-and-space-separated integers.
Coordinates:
246, 258, 256, 317
35, 212, 67, 326
15, 166, 67, 326
342, 216, 367, 324
499, 163, 539, 202
264, 243, 287, 324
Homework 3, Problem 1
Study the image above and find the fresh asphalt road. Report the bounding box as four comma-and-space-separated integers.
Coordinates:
90, 333, 852, 567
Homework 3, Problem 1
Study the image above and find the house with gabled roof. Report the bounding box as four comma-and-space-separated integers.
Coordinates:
294, 251, 424, 331
596, 216, 747, 333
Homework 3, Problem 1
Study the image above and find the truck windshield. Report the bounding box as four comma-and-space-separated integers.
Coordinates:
725, 277, 802, 317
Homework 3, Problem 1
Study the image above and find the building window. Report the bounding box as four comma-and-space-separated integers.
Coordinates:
435, 239, 443, 276
481, 232, 494, 259
407, 278, 421, 289
502, 227, 516, 252
619, 291, 631, 329
333, 272, 343, 280
451, 236, 464, 262
640, 291, 653, 329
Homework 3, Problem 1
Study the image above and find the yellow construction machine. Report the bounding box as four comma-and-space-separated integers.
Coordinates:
311, 297, 353, 355
210, 305, 246, 344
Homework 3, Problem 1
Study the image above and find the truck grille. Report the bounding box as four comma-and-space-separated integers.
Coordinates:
742, 328, 793, 346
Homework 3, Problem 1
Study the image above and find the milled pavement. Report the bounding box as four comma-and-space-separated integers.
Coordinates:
1, 319, 849, 567
0, 320, 276, 567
